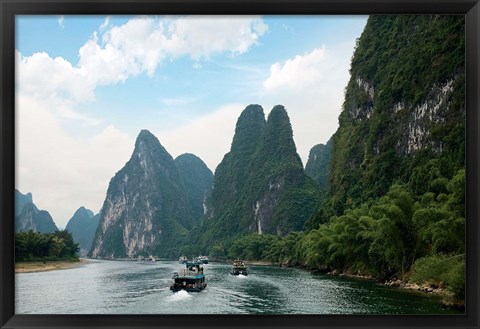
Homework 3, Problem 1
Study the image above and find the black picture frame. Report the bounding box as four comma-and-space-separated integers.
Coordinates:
1, 0, 479, 328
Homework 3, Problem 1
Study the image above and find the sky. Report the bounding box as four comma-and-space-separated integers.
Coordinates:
15, 15, 368, 228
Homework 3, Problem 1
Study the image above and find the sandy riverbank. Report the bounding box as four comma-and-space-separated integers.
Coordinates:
15, 259, 90, 273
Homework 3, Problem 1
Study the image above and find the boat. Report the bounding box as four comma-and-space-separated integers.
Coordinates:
197, 256, 209, 264
230, 260, 248, 275
178, 256, 188, 264
170, 260, 207, 292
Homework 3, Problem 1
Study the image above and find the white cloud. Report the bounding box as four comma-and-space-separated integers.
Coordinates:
165, 16, 267, 60
156, 103, 245, 173
18, 16, 268, 108
77, 16, 268, 86
263, 45, 329, 90
16, 51, 94, 103
99, 16, 111, 31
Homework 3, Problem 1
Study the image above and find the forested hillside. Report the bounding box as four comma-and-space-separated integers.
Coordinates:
198, 105, 321, 252
328, 15, 464, 216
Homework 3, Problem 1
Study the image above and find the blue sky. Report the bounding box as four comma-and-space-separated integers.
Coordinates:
16, 15, 367, 228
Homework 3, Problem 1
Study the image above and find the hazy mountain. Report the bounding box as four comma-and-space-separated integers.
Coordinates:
15, 190, 58, 233
65, 207, 100, 257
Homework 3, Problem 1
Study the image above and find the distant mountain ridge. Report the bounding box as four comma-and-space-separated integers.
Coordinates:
65, 207, 100, 257
15, 189, 58, 233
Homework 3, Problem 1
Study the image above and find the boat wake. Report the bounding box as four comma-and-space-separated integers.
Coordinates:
237, 274, 248, 279
167, 290, 192, 302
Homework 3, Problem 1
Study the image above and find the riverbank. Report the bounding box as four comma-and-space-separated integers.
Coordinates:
383, 278, 464, 310
16, 259, 90, 273
275, 261, 464, 310
326, 271, 464, 310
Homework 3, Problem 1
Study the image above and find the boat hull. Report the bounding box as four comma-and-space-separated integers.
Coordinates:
170, 284, 207, 292
170, 272, 207, 292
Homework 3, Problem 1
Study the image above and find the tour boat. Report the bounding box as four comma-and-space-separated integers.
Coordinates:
178, 256, 188, 264
230, 260, 248, 275
170, 260, 207, 292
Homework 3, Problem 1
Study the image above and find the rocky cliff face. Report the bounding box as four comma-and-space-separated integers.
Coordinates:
201, 105, 321, 246
305, 137, 333, 191
15, 189, 58, 233
90, 130, 195, 258
328, 15, 465, 213
65, 207, 100, 257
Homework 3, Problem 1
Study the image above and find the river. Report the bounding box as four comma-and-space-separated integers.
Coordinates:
15, 259, 461, 314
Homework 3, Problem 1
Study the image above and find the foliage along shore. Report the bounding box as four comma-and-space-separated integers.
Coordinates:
220, 170, 465, 309
15, 230, 80, 263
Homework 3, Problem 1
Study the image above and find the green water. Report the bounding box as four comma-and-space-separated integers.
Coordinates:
15, 260, 462, 314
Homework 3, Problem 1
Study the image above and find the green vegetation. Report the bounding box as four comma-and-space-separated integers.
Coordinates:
410, 254, 465, 301
15, 230, 79, 262
224, 170, 464, 301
